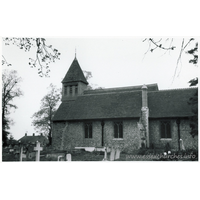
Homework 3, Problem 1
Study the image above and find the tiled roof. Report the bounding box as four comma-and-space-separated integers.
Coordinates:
148, 88, 197, 118
62, 57, 88, 84
7, 140, 18, 145
66, 90, 142, 120
84, 83, 158, 95
53, 87, 197, 121
18, 135, 48, 145
52, 101, 74, 121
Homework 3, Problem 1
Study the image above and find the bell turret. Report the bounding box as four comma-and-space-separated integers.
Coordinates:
61, 56, 88, 102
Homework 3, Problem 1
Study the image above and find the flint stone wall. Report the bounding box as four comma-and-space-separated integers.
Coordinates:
149, 118, 197, 150
52, 119, 140, 151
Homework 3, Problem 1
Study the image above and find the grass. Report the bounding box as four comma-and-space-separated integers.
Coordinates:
2, 150, 155, 161
2, 148, 198, 162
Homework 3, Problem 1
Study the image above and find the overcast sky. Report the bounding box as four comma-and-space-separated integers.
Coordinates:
2, 37, 198, 140
1, 1, 200, 199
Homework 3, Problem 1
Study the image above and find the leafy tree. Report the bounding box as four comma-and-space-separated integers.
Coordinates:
32, 84, 61, 145
2, 38, 61, 77
83, 70, 104, 90
188, 87, 198, 137
186, 41, 198, 137
2, 70, 23, 146
83, 70, 93, 81
9, 135, 14, 141
7, 135, 18, 147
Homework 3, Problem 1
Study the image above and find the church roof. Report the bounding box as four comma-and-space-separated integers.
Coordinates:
62, 57, 88, 84
53, 90, 142, 121
148, 88, 197, 118
52, 86, 197, 121
84, 83, 158, 95
52, 101, 73, 121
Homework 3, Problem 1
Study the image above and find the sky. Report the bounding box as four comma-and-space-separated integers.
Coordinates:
1, 1, 200, 200
2, 37, 198, 140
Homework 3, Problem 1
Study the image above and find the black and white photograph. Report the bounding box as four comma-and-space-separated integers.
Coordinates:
2, 37, 198, 162
1, 1, 199, 200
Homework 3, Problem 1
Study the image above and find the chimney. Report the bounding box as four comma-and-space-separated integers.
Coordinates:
25, 133, 27, 136
40, 133, 43, 136
142, 84, 148, 108
33, 133, 35, 136
141, 84, 149, 148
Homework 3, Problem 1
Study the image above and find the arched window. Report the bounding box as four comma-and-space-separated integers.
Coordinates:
160, 121, 171, 138
85, 123, 92, 138
114, 121, 123, 138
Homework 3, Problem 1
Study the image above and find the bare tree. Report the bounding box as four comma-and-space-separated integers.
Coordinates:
143, 38, 198, 81
2, 38, 61, 77
2, 70, 23, 146
143, 37, 198, 137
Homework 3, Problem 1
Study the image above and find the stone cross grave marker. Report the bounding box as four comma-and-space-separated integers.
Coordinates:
66, 153, 72, 161
115, 148, 121, 160
110, 148, 116, 161
34, 141, 43, 161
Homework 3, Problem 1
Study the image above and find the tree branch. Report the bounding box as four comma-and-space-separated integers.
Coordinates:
2, 37, 61, 77
143, 37, 197, 82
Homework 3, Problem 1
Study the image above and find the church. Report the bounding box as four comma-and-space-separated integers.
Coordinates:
52, 56, 198, 152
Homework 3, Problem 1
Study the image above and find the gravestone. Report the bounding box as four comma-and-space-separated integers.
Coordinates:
58, 155, 64, 161
66, 153, 72, 161
19, 146, 23, 161
106, 146, 111, 153
102, 147, 108, 161
115, 148, 121, 160
180, 139, 185, 151
34, 141, 43, 161
110, 148, 116, 161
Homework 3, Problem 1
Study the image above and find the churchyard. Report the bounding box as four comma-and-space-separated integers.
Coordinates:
2, 141, 198, 162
